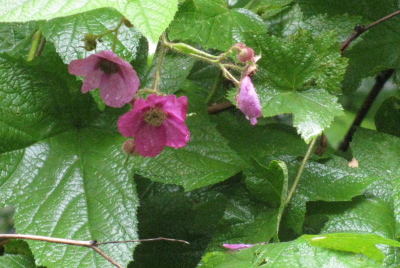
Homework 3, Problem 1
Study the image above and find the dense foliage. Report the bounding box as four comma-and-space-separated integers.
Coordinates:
0, 0, 400, 267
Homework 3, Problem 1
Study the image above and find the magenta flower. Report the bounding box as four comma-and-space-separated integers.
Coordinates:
223, 244, 256, 250
236, 76, 262, 125
223, 242, 265, 250
69, 50, 140, 107
118, 94, 190, 157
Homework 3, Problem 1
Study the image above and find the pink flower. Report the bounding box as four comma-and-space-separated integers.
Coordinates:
118, 94, 190, 157
69, 50, 140, 107
236, 76, 262, 125
223, 242, 265, 250
232, 43, 255, 63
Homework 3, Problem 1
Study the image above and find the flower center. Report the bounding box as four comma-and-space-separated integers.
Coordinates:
98, 59, 119, 74
143, 107, 167, 127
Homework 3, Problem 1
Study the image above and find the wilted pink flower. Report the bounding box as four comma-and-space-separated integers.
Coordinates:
232, 43, 255, 63
236, 76, 262, 125
223, 242, 265, 250
118, 94, 190, 157
69, 50, 140, 107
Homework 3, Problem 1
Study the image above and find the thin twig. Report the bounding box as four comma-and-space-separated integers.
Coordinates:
91, 245, 124, 268
207, 102, 234, 114
341, 10, 400, 54
0, 234, 190, 268
284, 137, 317, 207
338, 69, 395, 151
0, 234, 92, 247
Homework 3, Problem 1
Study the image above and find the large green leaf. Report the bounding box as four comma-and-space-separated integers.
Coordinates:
0, 22, 37, 58
309, 197, 400, 267
258, 87, 344, 142
132, 177, 226, 268
127, 109, 246, 191
40, 8, 142, 63
168, 0, 266, 51
201, 236, 380, 267
252, 30, 347, 141
305, 233, 400, 262
0, 255, 35, 268
0, 0, 178, 45
351, 129, 400, 235
280, 155, 377, 234
0, 55, 138, 268
0, 240, 35, 268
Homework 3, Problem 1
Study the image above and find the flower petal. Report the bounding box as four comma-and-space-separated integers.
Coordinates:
134, 125, 167, 157
237, 76, 262, 125
68, 54, 100, 76
163, 117, 190, 149
81, 69, 103, 93
222, 244, 256, 250
99, 72, 135, 107
163, 95, 188, 120
118, 110, 146, 137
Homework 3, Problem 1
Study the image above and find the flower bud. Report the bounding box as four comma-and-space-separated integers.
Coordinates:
81, 33, 97, 51
232, 43, 255, 63
122, 139, 139, 156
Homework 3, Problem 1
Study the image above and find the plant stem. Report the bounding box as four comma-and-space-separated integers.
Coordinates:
341, 9, 400, 54
0, 234, 190, 268
338, 69, 394, 151
153, 38, 166, 91
284, 137, 317, 207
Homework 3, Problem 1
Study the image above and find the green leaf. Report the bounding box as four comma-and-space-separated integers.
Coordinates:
351, 129, 400, 235
201, 236, 380, 267
257, 30, 348, 94
282, 155, 377, 233
258, 87, 344, 142
212, 113, 309, 160
168, 0, 266, 51
0, 0, 178, 45
304, 233, 400, 262
137, 51, 196, 94
132, 177, 226, 268
245, 160, 288, 240
248, 0, 293, 19
0, 255, 36, 268
251, 30, 347, 141
0, 22, 37, 58
266, 4, 364, 42
208, 176, 279, 247
375, 96, 400, 137
312, 197, 400, 267
40, 8, 142, 63
245, 160, 288, 206
127, 108, 246, 191
0, 55, 138, 267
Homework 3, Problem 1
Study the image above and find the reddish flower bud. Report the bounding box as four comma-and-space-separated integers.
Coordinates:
232, 43, 255, 63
